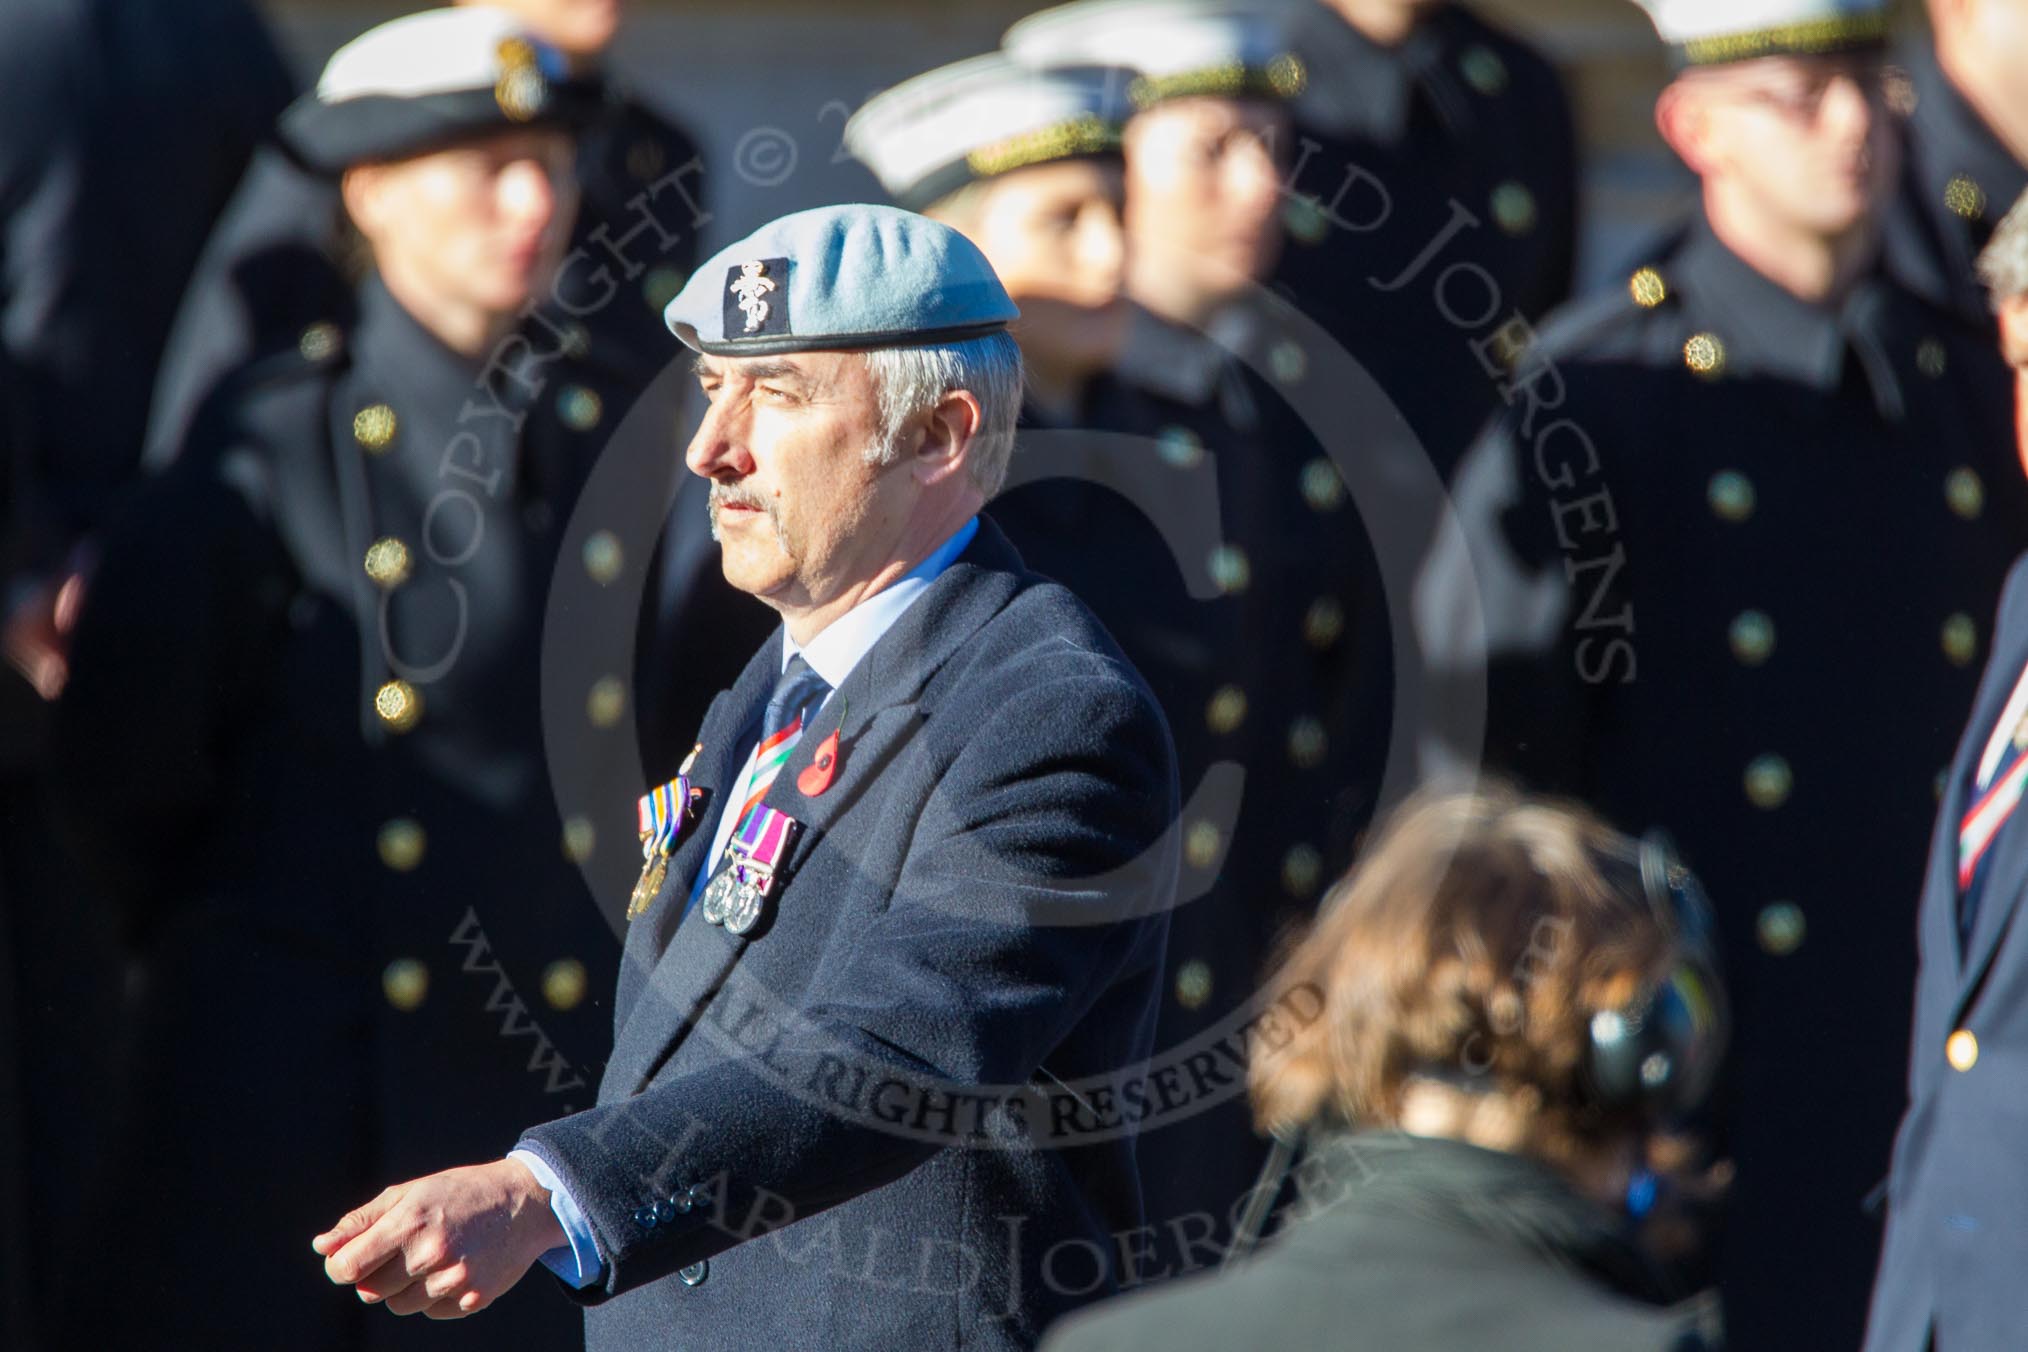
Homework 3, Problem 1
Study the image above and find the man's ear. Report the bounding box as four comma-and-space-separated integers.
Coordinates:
1656, 80, 1721, 179
339, 165, 386, 242
911, 388, 985, 488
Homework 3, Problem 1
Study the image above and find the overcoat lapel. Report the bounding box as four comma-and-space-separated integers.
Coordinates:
1949, 588, 2028, 1025
605, 522, 1029, 1098
605, 632, 780, 1090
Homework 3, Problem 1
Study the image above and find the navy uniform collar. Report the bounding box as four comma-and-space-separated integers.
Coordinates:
1292, 3, 1470, 145
1671, 214, 1906, 416
350, 271, 491, 413
1114, 302, 1272, 421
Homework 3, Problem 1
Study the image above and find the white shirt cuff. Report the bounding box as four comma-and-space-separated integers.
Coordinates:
508, 1147, 604, 1289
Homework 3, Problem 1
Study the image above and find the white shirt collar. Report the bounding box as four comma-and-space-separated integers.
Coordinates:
780, 516, 979, 691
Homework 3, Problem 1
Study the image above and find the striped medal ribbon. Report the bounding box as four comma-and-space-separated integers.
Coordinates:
1959, 659, 2028, 892
626, 774, 693, 920
736, 713, 806, 828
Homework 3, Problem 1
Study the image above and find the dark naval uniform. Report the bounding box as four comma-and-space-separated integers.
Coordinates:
1884, 37, 2028, 333
1419, 216, 2027, 1351
991, 376, 1245, 904
1275, 1, 1579, 484
148, 80, 709, 466
1, 0, 293, 574
147, 78, 756, 783
1088, 300, 1402, 1243
52, 274, 679, 1350
0, 8, 291, 1343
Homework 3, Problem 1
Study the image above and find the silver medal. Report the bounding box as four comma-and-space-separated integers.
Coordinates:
699, 865, 737, 926
723, 879, 767, 936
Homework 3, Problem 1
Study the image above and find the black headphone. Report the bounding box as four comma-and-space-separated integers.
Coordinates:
1581, 831, 1729, 1119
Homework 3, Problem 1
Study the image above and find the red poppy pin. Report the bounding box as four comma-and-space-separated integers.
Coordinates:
797, 701, 845, 797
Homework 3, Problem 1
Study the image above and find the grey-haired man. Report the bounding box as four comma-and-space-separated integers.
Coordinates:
1867, 190, 2028, 1352
316, 204, 1180, 1351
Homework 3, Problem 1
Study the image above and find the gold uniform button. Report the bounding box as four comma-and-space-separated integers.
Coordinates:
1947, 1029, 1979, 1071
643, 266, 687, 313
298, 322, 341, 362
1744, 754, 1793, 810
1158, 426, 1206, 469
1206, 685, 1248, 735
377, 818, 427, 872
1729, 610, 1776, 666
1175, 959, 1214, 1011
1304, 596, 1346, 649
1886, 67, 1919, 117
353, 403, 398, 452
1917, 339, 1949, 379
542, 959, 589, 1011
1708, 470, 1756, 523
1282, 844, 1324, 898
1684, 333, 1728, 378
1283, 196, 1330, 245
363, 537, 412, 589
1269, 340, 1307, 386
1482, 322, 1531, 371
1183, 819, 1223, 872
1300, 458, 1345, 512
558, 384, 603, 432
1266, 53, 1307, 98
1490, 182, 1536, 236
1756, 902, 1806, 956
374, 679, 423, 733
1946, 466, 1986, 520
627, 138, 667, 183
1945, 174, 1987, 221
583, 530, 624, 585
1208, 544, 1252, 595
587, 676, 628, 729
383, 958, 429, 1012
1288, 717, 1328, 770
1943, 613, 1980, 667
561, 816, 596, 864
559, 323, 591, 359
1459, 44, 1509, 96
1629, 267, 1668, 309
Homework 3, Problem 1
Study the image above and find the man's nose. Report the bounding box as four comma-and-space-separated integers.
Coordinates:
685, 399, 755, 480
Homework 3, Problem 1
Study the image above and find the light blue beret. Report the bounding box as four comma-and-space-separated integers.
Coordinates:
662, 204, 1021, 356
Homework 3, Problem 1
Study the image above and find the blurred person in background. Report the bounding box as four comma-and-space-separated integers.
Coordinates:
1885, 0, 2028, 331
0, 3, 293, 1347
1277, 0, 1580, 484
146, 0, 758, 783
848, 47, 1245, 971
149, 0, 701, 462
1043, 786, 1727, 1352
1005, 0, 1401, 1250
1865, 188, 2028, 1352
851, 41, 1257, 1262
51, 13, 635, 1347
1417, 1, 2028, 1344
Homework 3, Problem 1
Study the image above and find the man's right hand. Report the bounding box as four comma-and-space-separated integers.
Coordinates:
3, 570, 85, 699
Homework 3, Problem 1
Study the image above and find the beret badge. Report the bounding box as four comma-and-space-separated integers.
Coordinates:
723, 258, 792, 340
494, 36, 548, 122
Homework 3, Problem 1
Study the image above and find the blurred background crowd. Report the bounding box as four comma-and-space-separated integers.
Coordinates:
3, 0, 2026, 1347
